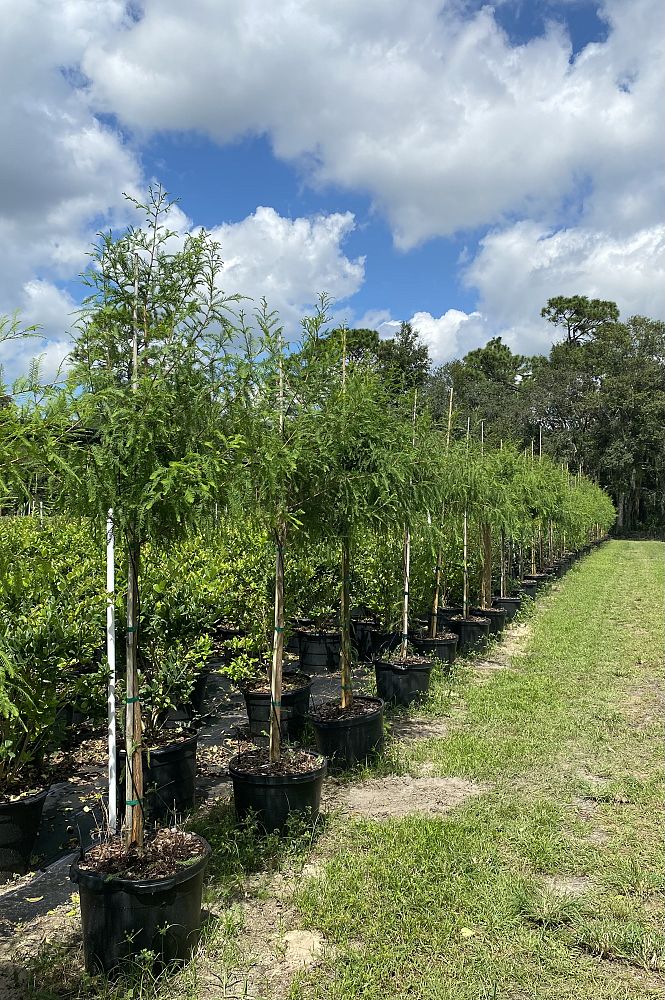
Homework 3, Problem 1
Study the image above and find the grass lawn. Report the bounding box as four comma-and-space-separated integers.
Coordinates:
18, 541, 665, 1000
292, 541, 665, 999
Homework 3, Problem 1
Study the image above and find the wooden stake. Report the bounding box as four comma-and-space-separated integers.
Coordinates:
269, 525, 286, 761
340, 535, 353, 709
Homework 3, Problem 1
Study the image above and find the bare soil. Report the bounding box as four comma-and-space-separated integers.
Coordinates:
310, 697, 381, 722
76, 828, 207, 879
326, 775, 486, 820
230, 748, 324, 777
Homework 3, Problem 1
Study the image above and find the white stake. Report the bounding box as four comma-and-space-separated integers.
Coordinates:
106, 510, 117, 832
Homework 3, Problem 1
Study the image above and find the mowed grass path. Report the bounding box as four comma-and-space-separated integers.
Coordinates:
293, 542, 665, 1000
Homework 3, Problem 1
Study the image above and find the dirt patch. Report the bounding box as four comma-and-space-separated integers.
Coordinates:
389, 717, 450, 742
327, 775, 486, 820
542, 874, 593, 897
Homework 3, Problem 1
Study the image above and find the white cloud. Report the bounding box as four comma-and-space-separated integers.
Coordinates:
464, 220, 665, 353
83, 0, 664, 248
210, 207, 365, 330
0, 0, 143, 360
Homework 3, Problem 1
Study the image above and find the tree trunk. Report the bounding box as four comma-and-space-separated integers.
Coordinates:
269, 523, 286, 763
500, 528, 506, 599
479, 521, 492, 608
124, 535, 143, 850
462, 511, 469, 619
430, 543, 443, 638
340, 535, 353, 709
400, 526, 411, 660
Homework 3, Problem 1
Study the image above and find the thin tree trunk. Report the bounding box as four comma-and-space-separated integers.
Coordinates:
500, 528, 506, 599
463, 510, 469, 619
430, 540, 443, 638
480, 521, 492, 608
269, 523, 286, 763
106, 511, 117, 833
124, 535, 143, 849
400, 526, 411, 659
340, 535, 353, 709
531, 534, 537, 575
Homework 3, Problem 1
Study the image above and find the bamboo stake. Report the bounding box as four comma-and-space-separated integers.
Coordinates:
340, 534, 353, 709
500, 527, 506, 599
463, 416, 470, 619
269, 525, 286, 760
106, 511, 117, 833
429, 387, 453, 638
400, 389, 417, 659
125, 252, 143, 849
269, 332, 286, 760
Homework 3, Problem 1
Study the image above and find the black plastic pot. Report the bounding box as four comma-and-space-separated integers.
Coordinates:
436, 606, 463, 628
70, 839, 211, 975
298, 630, 341, 673
411, 634, 458, 665
492, 596, 522, 621
241, 672, 312, 740
374, 659, 433, 707
118, 733, 197, 823
519, 580, 539, 599
311, 697, 384, 771
229, 752, 326, 831
0, 787, 49, 874
351, 619, 377, 662
370, 629, 401, 659
470, 607, 507, 634
447, 617, 491, 654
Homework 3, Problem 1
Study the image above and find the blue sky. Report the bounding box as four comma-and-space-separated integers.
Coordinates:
0, 0, 663, 381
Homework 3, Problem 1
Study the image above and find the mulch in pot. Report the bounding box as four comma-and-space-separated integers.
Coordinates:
310, 698, 380, 723
380, 654, 432, 668
229, 748, 324, 778
76, 828, 208, 880
241, 671, 311, 695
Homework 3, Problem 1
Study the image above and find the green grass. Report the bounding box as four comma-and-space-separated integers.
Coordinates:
291, 542, 665, 999
19, 542, 665, 1000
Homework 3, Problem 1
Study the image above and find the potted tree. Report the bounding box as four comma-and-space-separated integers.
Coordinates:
374, 392, 442, 705
308, 344, 432, 767
225, 301, 329, 831
65, 186, 239, 974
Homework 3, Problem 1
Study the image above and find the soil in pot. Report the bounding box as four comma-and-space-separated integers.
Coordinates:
447, 616, 491, 655
118, 731, 197, 824
0, 786, 50, 875
298, 627, 342, 673
374, 656, 433, 707
411, 631, 458, 665
70, 829, 211, 975
470, 607, 507, 634
229, 748, 326, 831
241, 671, 312, 739
310, 696, 384, 771
492, 595, 522, 621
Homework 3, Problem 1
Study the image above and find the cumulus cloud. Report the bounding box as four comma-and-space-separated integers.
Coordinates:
211, 208, 365, 329
0, 0, 142, 360
83, 0, 664, 248
464, 220, 665, 354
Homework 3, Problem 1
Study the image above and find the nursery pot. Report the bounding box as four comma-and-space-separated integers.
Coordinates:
70, 839, 211, 975
369, 629, 401, 659
228, 752, 326, 831
310, 697, 384, 771
436, 606, 463, 629
285, 618, 315, 655
351, 618, 378, 662
411, 633, 458, 666
374, 659, 433, 707
298, 630, 342, 673
519, 580, 539, 600
447, 617, 491, 654
242, 672, 312, 740
118, 733, 198, 823
492, 596, 522, 621
0, 787, 49, 874
470, 607, 507, 634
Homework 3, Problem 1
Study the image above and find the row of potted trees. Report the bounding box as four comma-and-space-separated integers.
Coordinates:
0, 188, 616, 976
